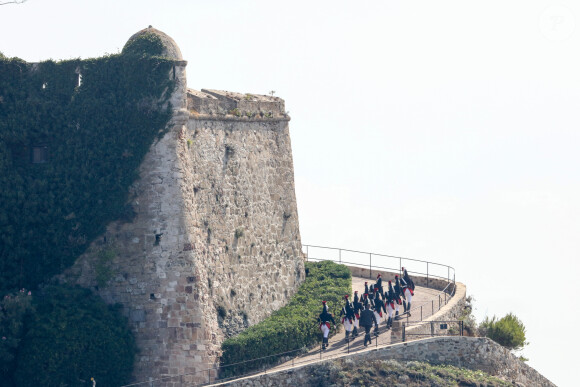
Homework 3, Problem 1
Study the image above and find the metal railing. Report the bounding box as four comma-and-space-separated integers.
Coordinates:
402, 320, 465, 341
302, 245, 456, 324
303, 244, 455, 287
120, 246, 459, 386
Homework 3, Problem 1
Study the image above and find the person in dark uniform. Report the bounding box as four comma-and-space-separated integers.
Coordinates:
372, 287, 386, 335
384, 281, 396, 329
375, 273, 383, 295
359, 303, 378, 346
394, 275, 405, 320
318, 301, 335, 349
362, 292, 370, 308
364, 281, 369, 295
352, 291, 362, 337
401, 267, 415, 316
339, 295, 356, 342
369, 284, 379, 310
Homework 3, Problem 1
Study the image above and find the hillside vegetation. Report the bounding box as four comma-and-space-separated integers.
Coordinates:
307, 358, 511, 387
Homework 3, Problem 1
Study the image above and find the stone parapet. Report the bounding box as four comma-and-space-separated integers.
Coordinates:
187, 89, 288, 120
217, 337, 555, 387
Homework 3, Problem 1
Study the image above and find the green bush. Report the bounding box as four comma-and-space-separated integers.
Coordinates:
220, 261, 351, 377
479, 313, 527, 351
0, 289, 35, 386
0, 36, 175, 291
12, 285, 136, 387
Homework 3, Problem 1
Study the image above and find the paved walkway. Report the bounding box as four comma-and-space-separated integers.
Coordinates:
211, 275, 456, 386
267, 275, 450, 372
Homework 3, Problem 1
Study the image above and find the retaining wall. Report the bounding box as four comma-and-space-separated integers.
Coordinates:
217, 337, 555, 387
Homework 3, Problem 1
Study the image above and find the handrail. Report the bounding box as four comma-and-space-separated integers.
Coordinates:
303, 244, 455, 286
120, 245, 458, 387
302, 244, 457, 336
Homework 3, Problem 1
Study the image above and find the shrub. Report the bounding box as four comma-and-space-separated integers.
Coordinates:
458, 295, 478, 336
479, 313, 527, 351
220, 261, 351, 377
0, 289, 35, 386
13, 285, 136, 387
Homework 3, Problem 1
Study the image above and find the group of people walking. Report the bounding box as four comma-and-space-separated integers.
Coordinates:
317, 267, 416, 349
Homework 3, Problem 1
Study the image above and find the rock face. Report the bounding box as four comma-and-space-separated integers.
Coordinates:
63, 28, 305, 385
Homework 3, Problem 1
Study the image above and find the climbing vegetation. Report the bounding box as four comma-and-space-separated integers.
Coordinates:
0, 32, 175, 291
0, 285, 136, 387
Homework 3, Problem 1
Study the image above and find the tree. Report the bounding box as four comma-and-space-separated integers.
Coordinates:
479, 313, 528, 351
13, 285, 136, 387
0, 289, 35, 386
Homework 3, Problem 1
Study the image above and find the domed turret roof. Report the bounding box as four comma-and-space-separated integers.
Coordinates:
123, 26, 183, 60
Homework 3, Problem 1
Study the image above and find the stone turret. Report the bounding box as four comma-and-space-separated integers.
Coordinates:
64, 27, 305, 386
124, 26, 184, 60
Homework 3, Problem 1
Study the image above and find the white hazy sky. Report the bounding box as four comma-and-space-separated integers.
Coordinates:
1, 1, 578, 385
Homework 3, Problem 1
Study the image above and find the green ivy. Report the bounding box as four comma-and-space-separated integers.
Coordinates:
122, 31, 166, 58
220, 261, 351, 377
0, 288, 35, 386
0, 36, 175, 291
12, 285, 136, 387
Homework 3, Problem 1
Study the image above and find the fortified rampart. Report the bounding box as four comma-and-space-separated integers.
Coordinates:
62, 27, 305, 385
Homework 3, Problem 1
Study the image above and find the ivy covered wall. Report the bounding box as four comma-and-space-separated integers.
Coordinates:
0, 33, 176, 291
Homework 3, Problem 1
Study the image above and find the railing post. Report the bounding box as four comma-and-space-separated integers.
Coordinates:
432, 300, 434, 316
427, 262, 429, 287
420, 305, 423, 321
369, 253, 372, 278
339, 249, 341, 264
439, 295, 441, 310
402, 323, 406, 342
306, 245, 309, 261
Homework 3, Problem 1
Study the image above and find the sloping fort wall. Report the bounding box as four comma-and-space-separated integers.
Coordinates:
63, 28, 305, 385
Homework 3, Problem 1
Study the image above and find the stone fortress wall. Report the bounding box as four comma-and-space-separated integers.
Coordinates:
63, 27, 304, 385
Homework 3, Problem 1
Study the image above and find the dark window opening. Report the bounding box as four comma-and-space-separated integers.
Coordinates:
31, 145, 49, 164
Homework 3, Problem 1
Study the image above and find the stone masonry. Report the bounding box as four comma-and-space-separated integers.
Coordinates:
62, 27, 305, 386
219, 337, 555, 387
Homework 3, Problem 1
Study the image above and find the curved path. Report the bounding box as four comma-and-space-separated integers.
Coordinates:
266, 275, 449, 372
211, 275, 458, 386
